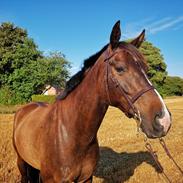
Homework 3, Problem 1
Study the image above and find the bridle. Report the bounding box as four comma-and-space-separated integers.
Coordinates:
104, 49, 154, 119
104, 49, 183, 182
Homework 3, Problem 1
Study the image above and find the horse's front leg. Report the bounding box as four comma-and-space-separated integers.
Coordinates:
17, 156, 29, 183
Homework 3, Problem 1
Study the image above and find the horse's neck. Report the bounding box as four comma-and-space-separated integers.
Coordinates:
59, 55, 108, 141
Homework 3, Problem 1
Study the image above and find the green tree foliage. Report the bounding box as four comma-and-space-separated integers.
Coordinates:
160, 76, 183, 96
0, 22, 70, 104
139, 41, 167, 89
139, 41, 183, 97
0, 22, 42, 84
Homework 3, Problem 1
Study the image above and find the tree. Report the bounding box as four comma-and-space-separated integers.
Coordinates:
5, 52, 70, 103
43, 52, 70, 89
0, 22, 70, 104
139, 41, 167, 89
0, 22, 42, 84
161, 76, 183, 96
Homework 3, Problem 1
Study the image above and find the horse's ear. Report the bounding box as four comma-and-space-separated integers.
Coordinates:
130, 29, 145, 48
110, 20, 121, 50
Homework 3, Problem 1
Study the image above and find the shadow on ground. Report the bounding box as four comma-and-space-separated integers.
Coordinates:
94, 147, 161, 183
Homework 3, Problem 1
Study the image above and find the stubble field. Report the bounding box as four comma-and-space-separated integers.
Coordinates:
0, 97, 183, 183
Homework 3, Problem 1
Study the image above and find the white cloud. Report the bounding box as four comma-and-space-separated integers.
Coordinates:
149, 16, 183, 34
146, 17, 172, 30
123, 16, 183, 38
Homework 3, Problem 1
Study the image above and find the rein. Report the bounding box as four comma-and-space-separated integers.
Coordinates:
135, 115, 183, 183
145, 138, 183, 183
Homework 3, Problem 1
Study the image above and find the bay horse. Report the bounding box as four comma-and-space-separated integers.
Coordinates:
13, 21, 171, 183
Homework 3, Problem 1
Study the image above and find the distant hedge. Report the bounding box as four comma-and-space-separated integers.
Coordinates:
31, 95, 56, 104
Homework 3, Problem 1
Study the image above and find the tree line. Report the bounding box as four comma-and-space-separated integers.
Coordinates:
0, 22, 70, 104
0, 22, 182, 104
139, 41, 183, 97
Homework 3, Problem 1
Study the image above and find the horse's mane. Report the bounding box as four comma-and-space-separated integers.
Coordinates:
57, 42, 147, 100
57, 44, 108, 100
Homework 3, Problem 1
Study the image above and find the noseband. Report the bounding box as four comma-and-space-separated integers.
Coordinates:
104, 50, 154, 118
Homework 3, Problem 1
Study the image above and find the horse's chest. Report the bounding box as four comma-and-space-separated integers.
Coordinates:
52, 144, 99, 182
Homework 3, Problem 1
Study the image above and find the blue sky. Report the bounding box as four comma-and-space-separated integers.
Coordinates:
1, 0, 183, 77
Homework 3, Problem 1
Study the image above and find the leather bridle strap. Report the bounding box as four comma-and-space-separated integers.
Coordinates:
109, 74, 137, 115
104, 52, 154, 118
105, 57, 112, 105
110, 71, 154, 117
131, 85, 154, 104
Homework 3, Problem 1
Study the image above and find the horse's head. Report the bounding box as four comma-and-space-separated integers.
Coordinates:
103, 21, 171, 138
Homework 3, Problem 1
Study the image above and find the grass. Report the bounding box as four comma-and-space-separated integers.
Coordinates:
0, 97, 183, 183
0, 105, 21, 114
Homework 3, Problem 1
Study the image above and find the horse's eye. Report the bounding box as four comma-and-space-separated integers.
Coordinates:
115, 66, 125, 73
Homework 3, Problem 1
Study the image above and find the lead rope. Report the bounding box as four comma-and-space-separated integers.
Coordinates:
145, 142, 172, 183
134, 111, 172, 183
159, 138, 183, 176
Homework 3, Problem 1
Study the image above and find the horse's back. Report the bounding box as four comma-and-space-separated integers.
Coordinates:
14, 102, 48, 128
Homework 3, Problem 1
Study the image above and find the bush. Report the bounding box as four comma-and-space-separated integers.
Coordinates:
160, 76, 183, 97
31, 95, 56, 104
0, 86, 28, 105
0, 86, 12, 105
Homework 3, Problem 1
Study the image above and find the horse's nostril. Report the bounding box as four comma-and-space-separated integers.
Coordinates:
156, 111, 163, 119
153, 116, 164, 132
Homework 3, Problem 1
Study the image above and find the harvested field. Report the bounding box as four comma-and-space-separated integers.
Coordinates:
0, 97, 183, 183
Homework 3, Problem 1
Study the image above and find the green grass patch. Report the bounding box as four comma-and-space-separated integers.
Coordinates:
0, 105, 21, 114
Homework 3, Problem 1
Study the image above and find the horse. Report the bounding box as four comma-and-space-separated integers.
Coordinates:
13, 21, 171, 183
